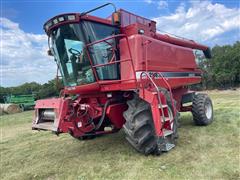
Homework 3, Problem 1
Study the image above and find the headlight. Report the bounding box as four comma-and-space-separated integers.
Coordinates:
58, 16, 64, 22
53, 18, 58, 24
45, 21, 52, 31
67, 15, 76, 20
44, 14, 77, 33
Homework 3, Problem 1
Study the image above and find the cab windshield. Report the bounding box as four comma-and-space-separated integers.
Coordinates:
51, 21, 119, 87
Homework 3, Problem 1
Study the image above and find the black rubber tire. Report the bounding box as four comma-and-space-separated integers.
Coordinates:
123, 96, 160, 155
192, 93, 213, 126
123, 92, 179, 155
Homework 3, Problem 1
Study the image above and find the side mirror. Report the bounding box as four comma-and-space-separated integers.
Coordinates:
47, 49, 53, 56
203, 47, 212, 59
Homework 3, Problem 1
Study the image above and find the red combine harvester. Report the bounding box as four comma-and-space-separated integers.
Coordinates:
32, 3, 214, 155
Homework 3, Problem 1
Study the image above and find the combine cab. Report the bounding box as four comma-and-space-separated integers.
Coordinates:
32, 3, 213, 155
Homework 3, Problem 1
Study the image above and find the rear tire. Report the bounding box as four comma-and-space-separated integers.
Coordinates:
192, 94, 213, 125
123, 96, 160, 155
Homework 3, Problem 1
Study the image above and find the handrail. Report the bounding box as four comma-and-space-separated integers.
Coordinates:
140, 42, 177, 133
92, 58, 131, 68
140, 72, 166, 123
143, 40, 176, 117
80, 3, 116, 16
85, 34, 138, 87
154, 72, 177, 116
86, 34, 127, 47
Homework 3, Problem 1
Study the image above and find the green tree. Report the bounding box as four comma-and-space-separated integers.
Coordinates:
196, 41, 240, 89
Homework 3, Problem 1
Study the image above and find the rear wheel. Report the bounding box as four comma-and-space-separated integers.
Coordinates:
192, 94, 213, 125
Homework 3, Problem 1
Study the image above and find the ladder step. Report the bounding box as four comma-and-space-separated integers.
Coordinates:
162, 143, 175, 152
160, 116, 171, 122
158, 104, 168, 108
163, 129, 173, 136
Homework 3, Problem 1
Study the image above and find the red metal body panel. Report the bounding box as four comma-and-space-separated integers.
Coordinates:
64, 82, 100, 95
106, 103, 127, 129
32, 98, 69, 132
120, 34, 197, 72
154, 33, 208, 51
34, 98, 64, 109
139, 89, 163, 136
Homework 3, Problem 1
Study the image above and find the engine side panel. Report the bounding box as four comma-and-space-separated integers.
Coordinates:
122, 34, 197, 71
119, 34, 201, 88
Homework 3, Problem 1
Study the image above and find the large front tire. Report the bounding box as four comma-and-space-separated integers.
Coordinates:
123, 92, 178, 155
123, 96, 160, 155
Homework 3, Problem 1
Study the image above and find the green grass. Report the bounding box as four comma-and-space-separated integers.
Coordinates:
1, 90, 239, 180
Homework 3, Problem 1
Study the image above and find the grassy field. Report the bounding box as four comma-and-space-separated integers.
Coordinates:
0, 90, 239, 180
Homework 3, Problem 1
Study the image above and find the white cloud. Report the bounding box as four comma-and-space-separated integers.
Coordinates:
144, 0, 168, 9
157, 1, 168, 9
153, 1, 240, 43
0, 17, 56, 87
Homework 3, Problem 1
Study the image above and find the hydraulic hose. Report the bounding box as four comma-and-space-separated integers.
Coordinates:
95, 99, 113, 130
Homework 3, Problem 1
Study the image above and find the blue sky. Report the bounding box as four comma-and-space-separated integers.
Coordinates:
1, 0, 240, 87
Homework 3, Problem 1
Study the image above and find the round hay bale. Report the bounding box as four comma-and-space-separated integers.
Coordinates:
0, 104, 22, 114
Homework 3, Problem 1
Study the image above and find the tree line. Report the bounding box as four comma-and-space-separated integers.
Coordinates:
196, 41, 240, 89
0, 79, 63, 102
0, 41, 239, 101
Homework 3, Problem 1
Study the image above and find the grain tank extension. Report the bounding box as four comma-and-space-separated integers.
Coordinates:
32, 3, 214, 155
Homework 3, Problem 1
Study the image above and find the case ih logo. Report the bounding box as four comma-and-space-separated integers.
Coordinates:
136, 71, 201, 79
135, 71, 164, 79
148, 72, 163, 78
